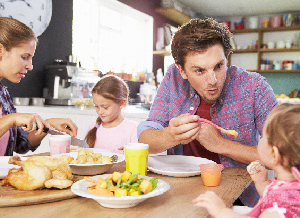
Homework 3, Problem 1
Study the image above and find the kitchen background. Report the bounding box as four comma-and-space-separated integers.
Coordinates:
2, 0, 300, 99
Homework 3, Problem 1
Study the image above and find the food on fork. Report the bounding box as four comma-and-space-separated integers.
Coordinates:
247, 161, 262, 174
2, 156, 73, 190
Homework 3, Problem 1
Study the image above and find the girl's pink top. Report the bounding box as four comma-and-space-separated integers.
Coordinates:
87, 118, 138, 154
247, 178, 300, 217
0, 105, 10, 156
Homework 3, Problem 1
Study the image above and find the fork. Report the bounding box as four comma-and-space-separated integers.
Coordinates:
198, 119, 238, 137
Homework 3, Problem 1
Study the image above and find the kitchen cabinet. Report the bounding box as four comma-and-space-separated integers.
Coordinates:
230, 25, 300, 72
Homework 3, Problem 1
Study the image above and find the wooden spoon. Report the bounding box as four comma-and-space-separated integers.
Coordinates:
198, 119, 238, 137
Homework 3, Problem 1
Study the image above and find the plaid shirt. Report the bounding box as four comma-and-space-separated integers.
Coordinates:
138, 64, 278, 207
0, 82, 36, 156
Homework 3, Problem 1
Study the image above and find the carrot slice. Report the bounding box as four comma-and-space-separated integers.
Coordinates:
84, 176, 97, 183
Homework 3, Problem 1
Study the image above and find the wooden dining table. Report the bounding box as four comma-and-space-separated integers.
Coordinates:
1, 158, 251, 218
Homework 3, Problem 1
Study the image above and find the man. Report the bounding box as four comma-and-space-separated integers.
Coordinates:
138, 18, 278, 207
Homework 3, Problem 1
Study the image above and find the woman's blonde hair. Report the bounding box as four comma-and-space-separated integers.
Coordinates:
264, 103, 300, 171
0, 17, 37, 51
84, 75, 129, 147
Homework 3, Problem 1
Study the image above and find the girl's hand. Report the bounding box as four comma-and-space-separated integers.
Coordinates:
192, 191, 226, 218
46, 118, 78, 137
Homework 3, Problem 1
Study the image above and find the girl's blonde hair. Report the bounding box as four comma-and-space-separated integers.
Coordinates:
85, 75, 129, 147
0, 17, 37, 51
264, 103, 300, 171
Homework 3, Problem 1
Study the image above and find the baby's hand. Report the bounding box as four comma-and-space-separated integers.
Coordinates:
247, 161, 268, 183
192, 191, 226, 217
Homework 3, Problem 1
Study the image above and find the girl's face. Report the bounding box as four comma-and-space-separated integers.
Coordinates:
257, 125, 273, 169
0, 39, 36, 83
92, 93, 126, 126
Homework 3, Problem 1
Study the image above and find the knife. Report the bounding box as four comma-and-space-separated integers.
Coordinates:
43, 128, 89, 148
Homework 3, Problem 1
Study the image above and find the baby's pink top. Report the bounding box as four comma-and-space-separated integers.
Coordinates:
0, 105, 10, 156
247, 178, 300, 217
87, 118, 138, 154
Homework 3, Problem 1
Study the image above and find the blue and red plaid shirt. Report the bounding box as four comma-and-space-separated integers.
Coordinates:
138, 63, 278, 207
0, 82, 36, 156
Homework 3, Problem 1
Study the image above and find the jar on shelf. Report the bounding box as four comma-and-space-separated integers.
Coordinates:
283, 60, 294, 70
293, 61, 299, 70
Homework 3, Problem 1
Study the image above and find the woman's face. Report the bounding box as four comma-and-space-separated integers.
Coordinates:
0, 39, 36, 83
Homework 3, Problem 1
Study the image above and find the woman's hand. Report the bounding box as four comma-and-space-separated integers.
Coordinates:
46, 118, 78, 137
12, 113, 54, 135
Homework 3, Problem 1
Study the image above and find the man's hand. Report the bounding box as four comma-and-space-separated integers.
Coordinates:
196, 119, 224, 153
168, 113, 201, 145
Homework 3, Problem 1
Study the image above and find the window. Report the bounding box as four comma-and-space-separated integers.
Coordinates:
73, 0, 153, 75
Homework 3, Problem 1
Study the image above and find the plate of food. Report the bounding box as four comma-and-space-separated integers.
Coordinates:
71, 172, 170, 208
147, 155, 216, 177
52, 148, 125, 175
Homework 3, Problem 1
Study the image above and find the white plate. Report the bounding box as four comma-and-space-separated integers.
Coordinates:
71, 174, 170, 208
147, 155, 216, 177
0, 156, 26, 179
52, 148, 125, 175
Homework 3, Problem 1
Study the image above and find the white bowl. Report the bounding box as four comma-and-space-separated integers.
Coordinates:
52, 148, 125, 175
71, 174, 170, 208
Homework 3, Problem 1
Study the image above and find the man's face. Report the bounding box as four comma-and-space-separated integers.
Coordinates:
177, 44, 228, 104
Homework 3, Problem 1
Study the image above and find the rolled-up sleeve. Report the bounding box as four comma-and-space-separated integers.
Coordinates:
15, 127, 38, 154
137, 121, 164, 139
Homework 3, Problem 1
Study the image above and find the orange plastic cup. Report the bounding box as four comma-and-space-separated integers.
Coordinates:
200, 163, 224, 187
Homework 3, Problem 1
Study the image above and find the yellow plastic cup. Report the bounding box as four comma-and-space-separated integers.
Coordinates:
124, 143, 149, 175
199, 163, 224, 187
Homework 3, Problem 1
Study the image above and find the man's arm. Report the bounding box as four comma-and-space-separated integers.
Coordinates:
139, 114, 201, 154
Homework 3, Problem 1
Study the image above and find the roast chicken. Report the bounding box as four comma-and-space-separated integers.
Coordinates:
2, 156, 73, 190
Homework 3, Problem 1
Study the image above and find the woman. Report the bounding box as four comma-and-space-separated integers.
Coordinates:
0, 17, 77, 156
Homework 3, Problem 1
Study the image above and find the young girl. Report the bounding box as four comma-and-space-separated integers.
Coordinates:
0, 17, 77, 156
193, 103, 300, 218
85, 75, 138, 153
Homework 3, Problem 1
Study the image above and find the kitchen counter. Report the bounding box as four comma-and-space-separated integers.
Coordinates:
15, 104, 150, 155
16, 104, 150, 120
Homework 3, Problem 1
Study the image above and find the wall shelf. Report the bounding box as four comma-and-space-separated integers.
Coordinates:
153, 50, 171, 56
155, 7, 191, 25
231, 25, 300, 73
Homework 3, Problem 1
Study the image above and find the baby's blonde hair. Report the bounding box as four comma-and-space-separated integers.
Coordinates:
264, 103, 300, 170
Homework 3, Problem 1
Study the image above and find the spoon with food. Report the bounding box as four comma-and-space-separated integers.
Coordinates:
198, 119, 238, 137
